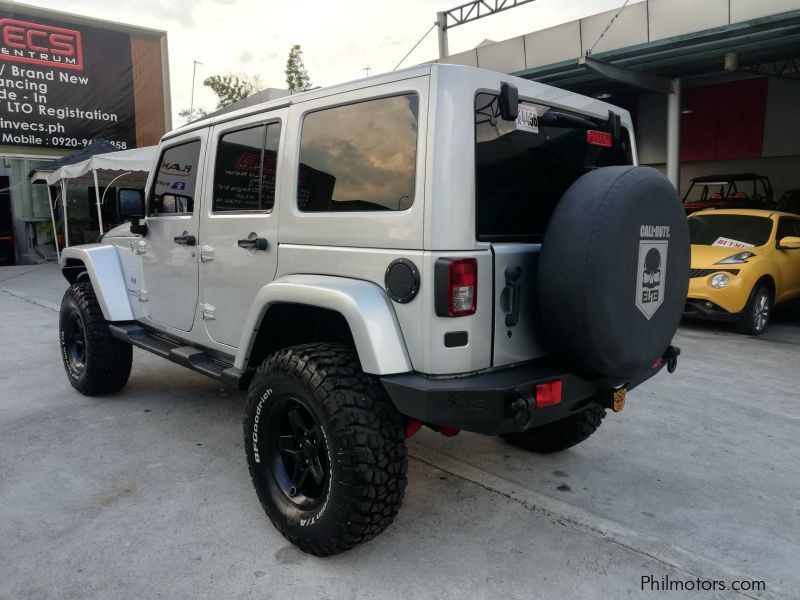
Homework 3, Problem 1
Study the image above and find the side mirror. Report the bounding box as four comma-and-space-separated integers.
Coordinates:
118, 188, 147, 235
499, 82, 519, 121
778, 236, 800, 250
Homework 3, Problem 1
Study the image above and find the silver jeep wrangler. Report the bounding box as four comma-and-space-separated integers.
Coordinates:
58, 64, 689, 556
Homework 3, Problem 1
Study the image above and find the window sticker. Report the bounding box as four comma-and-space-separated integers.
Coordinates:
515, 103, 539, 133
712, 237, 754, 249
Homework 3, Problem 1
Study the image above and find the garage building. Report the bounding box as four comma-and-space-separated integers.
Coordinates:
438, 0, 800, 206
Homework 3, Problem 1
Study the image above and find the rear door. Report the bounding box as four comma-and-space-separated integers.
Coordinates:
473, 92, 634, 366
199, 110, 286, 348
140, 134, 206, 332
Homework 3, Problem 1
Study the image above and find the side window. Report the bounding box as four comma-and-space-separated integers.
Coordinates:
297, 94, 419, 212
776, 218, 799, 241
212, 122, 281, 212
150, 141, 201, 216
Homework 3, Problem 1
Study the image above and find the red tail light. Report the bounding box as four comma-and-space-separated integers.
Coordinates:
586, 130, 612, 147
435, 258, 477, 317
534, 380, 562, 408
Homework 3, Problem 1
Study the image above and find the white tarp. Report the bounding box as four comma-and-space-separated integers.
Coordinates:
43, 146, 157, 186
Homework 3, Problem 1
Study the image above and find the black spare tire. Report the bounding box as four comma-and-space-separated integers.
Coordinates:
538, 166, 689, 379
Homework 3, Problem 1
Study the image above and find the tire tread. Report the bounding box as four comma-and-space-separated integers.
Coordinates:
502, 403, 606, 454
245, 343, 407, 556
60, 281, 132, 396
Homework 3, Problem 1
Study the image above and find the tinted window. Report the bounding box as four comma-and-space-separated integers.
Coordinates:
151, 141, 201, 216
213, 122, 281, 212
777, 218, 800, 241
777, 191, 800, 215
297, 94, 419, 212
475, 93, 633, 241
689, 215, 773, 247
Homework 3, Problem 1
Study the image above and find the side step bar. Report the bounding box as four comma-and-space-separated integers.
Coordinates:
108, 323, 252, 390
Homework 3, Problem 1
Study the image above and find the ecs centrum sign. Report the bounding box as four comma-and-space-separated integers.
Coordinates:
0, 19, 83, 71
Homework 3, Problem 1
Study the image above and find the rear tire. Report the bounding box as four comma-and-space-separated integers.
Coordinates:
735, 285, 772, 336
244, 343, 407, 556
59, 281, 132, 396
501, 403, 606, 454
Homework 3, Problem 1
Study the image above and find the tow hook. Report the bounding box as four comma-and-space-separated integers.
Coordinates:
665, 345, 680, 373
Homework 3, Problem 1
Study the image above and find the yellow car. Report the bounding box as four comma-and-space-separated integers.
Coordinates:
685, 209, 800, 335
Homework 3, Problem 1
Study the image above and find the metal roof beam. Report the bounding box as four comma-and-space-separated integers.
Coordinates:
437, 0, 537, 58
440, 0, 537, 29
578, 56, 675, 94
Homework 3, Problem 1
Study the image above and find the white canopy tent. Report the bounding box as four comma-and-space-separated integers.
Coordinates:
31, 145, 156, 261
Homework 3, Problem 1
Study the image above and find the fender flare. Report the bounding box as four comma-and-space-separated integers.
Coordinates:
61, 245, 134, 321
235, 275, 412, 375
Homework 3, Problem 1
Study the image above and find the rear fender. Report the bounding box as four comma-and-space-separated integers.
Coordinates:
60, 245, 134, 321
236, 275, 412, 375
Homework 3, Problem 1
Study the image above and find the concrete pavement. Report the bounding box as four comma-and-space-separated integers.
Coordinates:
1, 264, 798, 599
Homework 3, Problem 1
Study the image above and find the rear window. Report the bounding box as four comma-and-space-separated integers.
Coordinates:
688, 215, 773, 247
475, 93, 632, 242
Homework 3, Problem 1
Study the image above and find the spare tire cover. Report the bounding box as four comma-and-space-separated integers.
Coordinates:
538, 166, 689, 379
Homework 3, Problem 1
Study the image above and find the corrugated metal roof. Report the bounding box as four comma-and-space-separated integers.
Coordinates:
512, 10, 800, 92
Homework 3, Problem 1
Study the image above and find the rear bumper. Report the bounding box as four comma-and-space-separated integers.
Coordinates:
381, 346, 679, 435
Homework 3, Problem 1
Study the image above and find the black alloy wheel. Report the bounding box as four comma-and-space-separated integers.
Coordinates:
267, 397, 330, 510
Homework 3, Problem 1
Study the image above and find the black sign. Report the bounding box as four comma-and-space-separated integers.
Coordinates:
0, 10, 136, 150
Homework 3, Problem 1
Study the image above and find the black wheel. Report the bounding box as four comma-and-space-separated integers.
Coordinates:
501, 403, 606, 454
244, 343, 407, 556
735, 285, 772, 336
59, 281, 132, 395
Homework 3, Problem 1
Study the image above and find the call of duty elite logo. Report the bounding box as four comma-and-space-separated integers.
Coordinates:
635, 225, 670, 320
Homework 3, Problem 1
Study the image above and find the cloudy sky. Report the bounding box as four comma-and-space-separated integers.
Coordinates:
22, 0, 638, 126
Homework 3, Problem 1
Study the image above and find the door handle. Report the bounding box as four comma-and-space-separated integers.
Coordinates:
237, 237, 268, 251
502, 265, 522, 327
174, 232, 196, 246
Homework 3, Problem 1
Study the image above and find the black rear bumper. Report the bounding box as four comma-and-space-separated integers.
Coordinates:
381, 346, 679, 436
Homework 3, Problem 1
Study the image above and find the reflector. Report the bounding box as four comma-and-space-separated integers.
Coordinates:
534, 380, 562, 408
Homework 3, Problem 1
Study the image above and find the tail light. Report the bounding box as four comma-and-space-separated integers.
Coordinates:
586, 130, 612, 148
435, 258, 477, 317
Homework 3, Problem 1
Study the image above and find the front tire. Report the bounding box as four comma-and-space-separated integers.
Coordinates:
59, 281, 132, 396
735, 285, 772, 336
501, 403, 606, 454
244, 343, 407, 556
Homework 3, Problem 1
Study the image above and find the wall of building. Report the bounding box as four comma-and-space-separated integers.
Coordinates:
0, 2, 170, 263
636, 76, 800, 166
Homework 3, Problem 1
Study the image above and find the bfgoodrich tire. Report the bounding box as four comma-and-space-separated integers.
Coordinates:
59, 281, 132, 396
502, 403, 606, 454
244, 343, 407, 556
